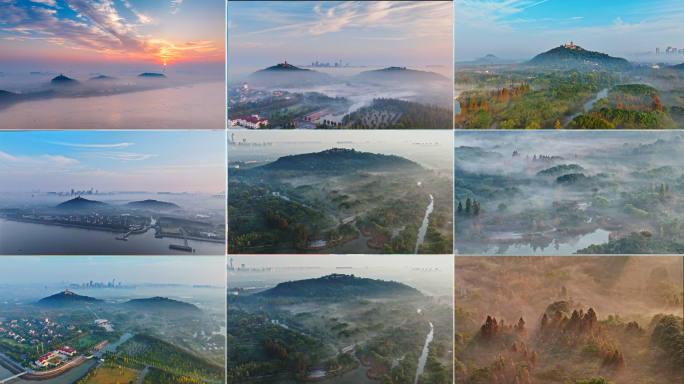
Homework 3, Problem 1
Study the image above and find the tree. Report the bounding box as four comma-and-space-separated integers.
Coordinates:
457, 201, 463, 215
465, 198, 472, 217
480, 98, 488, 109
497, 203, 508, 213
554, 119, 561, 129
652, 93, 663, 112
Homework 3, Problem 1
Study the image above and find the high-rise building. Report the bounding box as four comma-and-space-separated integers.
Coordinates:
340, 60, 342, 67
71, 189, 74, 196
656, 47, 660, 54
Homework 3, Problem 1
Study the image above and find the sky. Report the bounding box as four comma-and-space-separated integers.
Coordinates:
227, 1, 453, 67
454, 0, 684, 62
0, 0, 225, 73
0, 131, 226, 193
0, 256, 225, 285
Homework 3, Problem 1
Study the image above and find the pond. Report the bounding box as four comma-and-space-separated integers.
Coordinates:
459, 228, 613, 255
100, 332, 133, 353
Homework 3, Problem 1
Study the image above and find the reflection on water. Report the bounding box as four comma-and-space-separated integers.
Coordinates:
414, 323, 434, 384
0, 220, 224, 255
13, 359, 98, 384
0, 364, 15, 381
307, 231, 381, 255
567, 88, 609, 122
414, 195, 434, 253
100, 332, 133, 353
0, 82, 223, 130
465, 228, 613, 255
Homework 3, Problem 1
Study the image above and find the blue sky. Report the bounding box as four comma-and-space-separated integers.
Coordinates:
0, 131, 225, 192
228, 1, 453, 67
0, 256, 225, 285
454, 0, 684, 61
0, 0, 224, 72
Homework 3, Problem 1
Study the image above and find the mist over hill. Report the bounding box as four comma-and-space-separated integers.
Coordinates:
248, 63, 333, 84
528, 44, 631, 69
55, 196, 109, 210
124, 199, 180, 211
258, 148, 424, 173
122, 296, 202, 313
36, 291, 104, 307
351, 67, 449, 82
256, 274, 424, 299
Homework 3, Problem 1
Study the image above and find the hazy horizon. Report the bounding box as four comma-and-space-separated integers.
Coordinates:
0, 256, 225, 286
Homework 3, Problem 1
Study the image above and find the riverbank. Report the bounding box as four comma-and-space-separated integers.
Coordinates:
302, 363, 360, 382
303, 232, 360, 251
1, 216, 133, 233
358, 356, 388, 380
358, 226, 389, 249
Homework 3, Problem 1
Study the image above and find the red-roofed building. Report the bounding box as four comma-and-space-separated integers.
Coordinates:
229, 114, 268, 129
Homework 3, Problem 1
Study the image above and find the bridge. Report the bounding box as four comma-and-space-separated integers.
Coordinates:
169, 227, 193, 252
0, 372, 25, 384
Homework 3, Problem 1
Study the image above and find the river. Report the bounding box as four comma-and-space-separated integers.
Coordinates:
414, 323, 434, 384
11, 359, 98, 384
0, 365, 14, 382
99, 332, 134, 353
461, 228, 613, 255
0, 82, 224, 130
0, 219, 225, 255
414, 195, 434, 253
566, 88, 609, 123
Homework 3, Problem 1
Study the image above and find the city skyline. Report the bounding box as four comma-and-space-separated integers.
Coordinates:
0, 131, 225, 193
454, 0, 684, 61
0, 0, 225, 73
0, 257, 225, 285
228, 1, 453, 67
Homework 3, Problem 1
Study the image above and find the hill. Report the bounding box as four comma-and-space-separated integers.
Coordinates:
55, 196, 109, 210
87, 75, 117, 81
51, 74, 78, 84
248, 63, 332, 83
0, 90, 19, 101
536, 164, 585, 178
474, 54, 513, 64
256, 274, 424, 299
121, 297, 202, 314
36, 290, 104, 307
138, 73, 166, 78
352, 67, 448, 82
672, 63, 684, 71
454, 146, 504, 163
257, 148, 423, 173
528, 44, 631, 69
609, 84, 659, 96
124, 199, 180, 211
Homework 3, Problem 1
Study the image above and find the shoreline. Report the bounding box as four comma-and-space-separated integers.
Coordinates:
1, 216, 224, 244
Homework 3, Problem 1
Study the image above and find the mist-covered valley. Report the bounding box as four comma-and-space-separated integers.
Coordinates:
227, 256, 453, 384
228, 131, 453, 255
454, 131, 684, 254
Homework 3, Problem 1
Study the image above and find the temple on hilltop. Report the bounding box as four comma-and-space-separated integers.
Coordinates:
279, 61, 295, 68
563, 41, 582, 50
63, 289, 75, 295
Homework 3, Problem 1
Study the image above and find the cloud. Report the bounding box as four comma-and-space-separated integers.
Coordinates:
171, 0, 182, 14
613, 17, 624, 26
30, 0, 58, 6
47, 141, 135, 148
227, 20, 234, 28
89, 152, 157, 161
0, 0, 220, 64
0, 150, 79, 166
230, 1, 453, 40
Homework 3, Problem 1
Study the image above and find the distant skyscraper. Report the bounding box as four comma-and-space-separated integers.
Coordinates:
340, 60, 342, 67
656, 47, 660, 54
71, 189, 74, 196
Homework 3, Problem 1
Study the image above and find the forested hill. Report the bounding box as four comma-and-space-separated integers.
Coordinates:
55, 196, 109, 210
121, 297, 202, 313
454, 146, 504, 163
36, 291, 104, 307
352, 67, 449, 82
672, 63, 684, 71
258, 148, 423, 172
528, 45, 631, 69
248, 63, 332, 83
124, 199, 180, 211
257, 274, 424, 299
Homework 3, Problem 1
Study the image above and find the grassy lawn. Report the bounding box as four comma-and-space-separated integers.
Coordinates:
81, 366, 140, 384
